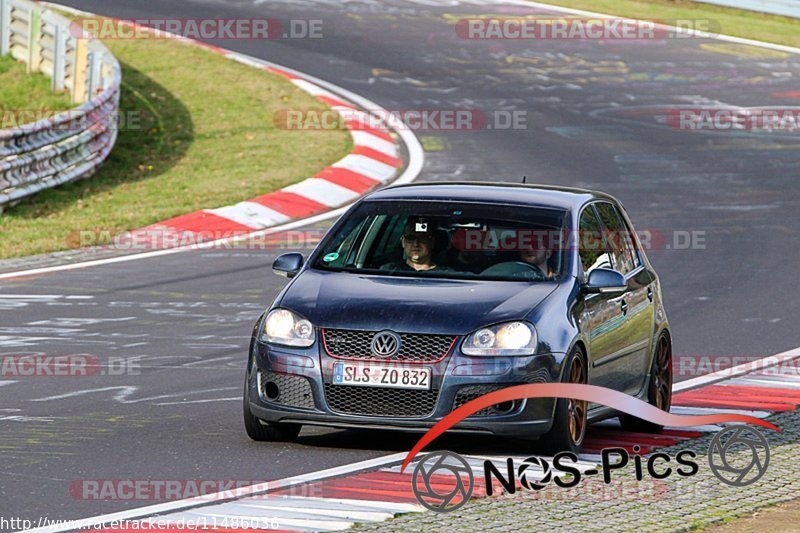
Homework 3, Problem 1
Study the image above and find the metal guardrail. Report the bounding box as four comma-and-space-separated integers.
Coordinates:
694, 0, 800, 19
0, 0, 120, 209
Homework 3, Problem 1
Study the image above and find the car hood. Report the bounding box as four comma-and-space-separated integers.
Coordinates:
277, 269, 559, 335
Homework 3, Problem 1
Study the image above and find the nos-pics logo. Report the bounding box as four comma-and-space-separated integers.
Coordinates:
411, 425, 770, 513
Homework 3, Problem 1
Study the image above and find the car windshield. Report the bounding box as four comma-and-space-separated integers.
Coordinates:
313, 200, 569, 281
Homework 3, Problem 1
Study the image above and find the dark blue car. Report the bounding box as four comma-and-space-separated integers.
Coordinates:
244, 182, 673, 453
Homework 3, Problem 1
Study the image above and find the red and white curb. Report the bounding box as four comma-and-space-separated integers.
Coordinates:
141, 63, 404, 241
75, 13, 404, 243
27, 347, 800, 533
0, 5, 424, 282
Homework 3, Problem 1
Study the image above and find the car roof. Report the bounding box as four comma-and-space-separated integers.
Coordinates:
363, 181, 618, 210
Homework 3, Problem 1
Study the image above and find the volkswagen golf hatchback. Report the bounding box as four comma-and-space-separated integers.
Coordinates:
244, 182, 673, 453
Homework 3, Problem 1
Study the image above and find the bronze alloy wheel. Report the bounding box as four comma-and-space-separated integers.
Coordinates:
567, 355, 587, 446
653, 335, 673, 412
619, 332, 673, 432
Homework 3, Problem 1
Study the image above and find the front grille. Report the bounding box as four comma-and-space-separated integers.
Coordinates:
324, 384, 439, 417
259, 371, 315, 409
322, 329, 455, 362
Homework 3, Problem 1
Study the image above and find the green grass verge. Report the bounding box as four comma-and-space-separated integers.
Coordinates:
530, 0, 800, 49
0, 20, 352, 259
0, 54, 73, 125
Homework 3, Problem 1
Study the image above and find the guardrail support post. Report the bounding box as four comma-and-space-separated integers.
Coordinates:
26, 5, 41, 73
72, 37, 88, 103
0, 0, 10, 56
87, 49, 102, 98
52, 22, 66, 91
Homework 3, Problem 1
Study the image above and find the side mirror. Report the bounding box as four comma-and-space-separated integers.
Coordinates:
584, 268, 626, 294
272, 253, 304, 278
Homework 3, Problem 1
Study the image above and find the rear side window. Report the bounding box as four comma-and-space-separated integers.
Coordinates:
595, 202, 638, 275
615, 207, 641, 271
578, 206, 610, 274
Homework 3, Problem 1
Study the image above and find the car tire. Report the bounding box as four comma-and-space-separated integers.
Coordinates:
536, 346, 588, 455
243, 374, 301, 442
620, 332, 673, 432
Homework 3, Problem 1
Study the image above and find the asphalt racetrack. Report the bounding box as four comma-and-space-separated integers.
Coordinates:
2, 0, 800, 523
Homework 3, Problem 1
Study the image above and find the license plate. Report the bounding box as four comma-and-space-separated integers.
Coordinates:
332, 362, 431, 390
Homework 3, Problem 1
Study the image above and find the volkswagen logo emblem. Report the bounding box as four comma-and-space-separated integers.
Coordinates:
370, 330, 401, 358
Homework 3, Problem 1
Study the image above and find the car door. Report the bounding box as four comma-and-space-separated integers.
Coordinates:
594, 201, 653, 394
577, 204, 630, 393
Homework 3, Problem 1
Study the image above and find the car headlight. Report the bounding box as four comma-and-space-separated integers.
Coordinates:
260, 309, 315, 347
462, 321, 537, 356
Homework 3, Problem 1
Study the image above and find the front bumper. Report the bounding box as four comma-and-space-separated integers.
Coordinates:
246, 338, 568, 439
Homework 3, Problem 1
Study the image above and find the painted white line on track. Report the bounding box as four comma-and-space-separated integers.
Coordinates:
264, 495, 421, 514
722, 377, 800, 389
28, 386, 238, 404
152, 495, 418, 532
0, 294, 93, 299
0, 381, 17, 387
233, 499, 395, 521
669, 406, 772, 419
291, 78, 342, 100
154, 397, 240, 406
24, 453, 409, 533
748, 373, 800, 381
734, 375, 800, 386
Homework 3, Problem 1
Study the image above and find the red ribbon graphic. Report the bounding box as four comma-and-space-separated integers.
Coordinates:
401, 383, 780, 472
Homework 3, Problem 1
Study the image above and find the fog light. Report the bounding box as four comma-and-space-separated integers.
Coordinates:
493, 401, 515, 414
265, 381, 280, 401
